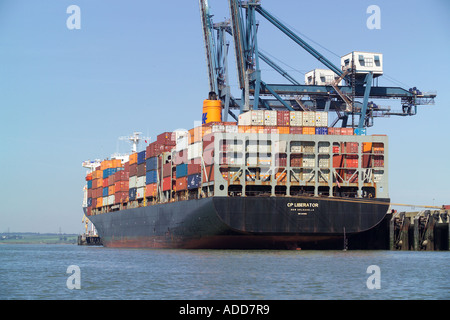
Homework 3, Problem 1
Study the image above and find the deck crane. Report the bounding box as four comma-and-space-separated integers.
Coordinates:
199, 0, 436, 130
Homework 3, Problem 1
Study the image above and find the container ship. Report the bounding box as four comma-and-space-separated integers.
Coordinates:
82, 105, 390, 249
81, 0, 435, 249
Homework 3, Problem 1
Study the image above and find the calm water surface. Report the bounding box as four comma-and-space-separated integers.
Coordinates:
1, 244, 448, 300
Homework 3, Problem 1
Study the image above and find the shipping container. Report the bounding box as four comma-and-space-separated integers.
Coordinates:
129, 153, 138, 165
346, 155, 359, 168
108, 185, 115, 195
129, 175, 137, 189
137, 163, 146, 177
203, 165, 214, 182
137, 150, 146, 165
157, 132, 176, 146
302, 127, 315, 135
163, 163, 172, 178
162, 177, 172, 191
289, 111, 303, 126
114, 191, 128, 204
129, 163, 137, 176
136, 187, 145, 199
277, 111, 290, 126
175, 177, 188, 191
187, 173, 201, 190
114, 180, 129, 192
315, 127, 328, 135
302, 112, 315, 126
129, 187, 137, 201
264, 110, 277, 126
136, 176, 145, 188
146, 170, 158, 184
188, 161, 201, 175
146, 157, 158, 171
146, 183, 158, 197
315, 112, 328, 127
176, 163, 188, 178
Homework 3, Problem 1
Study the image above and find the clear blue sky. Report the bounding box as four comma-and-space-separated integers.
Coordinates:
1, 0, 449, 233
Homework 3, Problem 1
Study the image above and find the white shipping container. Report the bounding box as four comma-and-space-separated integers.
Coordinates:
225, 124, 238, 133
264, 110, 277, 126
107, 195, 115, 205
302, 112, 316, 126
290, 111, 303, 126
303, 155, 315, 168
136, 176, 145, 188
315, 112, 328, 127
258, 155, 272, 166
129, 175, 137, 189
238, 111, 251, 126
251, 110, 265, 125
103, 196, 108, 206
318, 158, 330, 168
136, 187, 145, 199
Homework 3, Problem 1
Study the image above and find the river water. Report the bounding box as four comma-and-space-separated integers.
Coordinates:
1, 244, 448, 301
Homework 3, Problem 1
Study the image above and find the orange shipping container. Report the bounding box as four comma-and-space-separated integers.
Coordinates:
96, 197, 103, 208
129, 153, 138, 165
108, 185, 115, 195
278, 126, 290, 134
302, 127, 315, 135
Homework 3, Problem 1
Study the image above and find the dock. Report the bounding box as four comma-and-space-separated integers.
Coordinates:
390, 209, 449, 251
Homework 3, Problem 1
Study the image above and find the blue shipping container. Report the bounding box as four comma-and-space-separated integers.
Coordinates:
315, 127, 328, 135
137, 150, 146, 165
103, 187, 109, 197
146, 157, 158, 171
103, 167, 118, 179
187, 173, 201, 190
176, 163, 188, 178
87, 198, 92, 207
146, 170, 158, 184
87, 180, 92, 189
129, 187, 137, 201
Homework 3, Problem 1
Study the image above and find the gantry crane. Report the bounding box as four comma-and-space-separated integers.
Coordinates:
199, 0, 436, 130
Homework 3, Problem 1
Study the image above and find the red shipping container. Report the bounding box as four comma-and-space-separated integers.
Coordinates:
277, 111, 290, 126
108, 173, 115, 186
137, 163, 146, 177
103, 177, 109, 188
115, 181, 129, 192
275, 154, 287, 167
175, 177, 187, 191
346, 155, 358, 168
290, 154, 302, 167
115, 191, 128, 204
362, 154, 372, 168
203, 165, 214, 182
346, 142, 358, 154
116, 170, 129, 181
163, 163, 172, 178
333, 155, 344, 168
162, 177, 172, 191
157, 132, 176, 146
124, 161, 130, 173
146, 183, 158, 197
333, 146, 341, 153
188, 162, 201, 175
129, 163, 137, 176
290, 127, 303, 134
341, 128, 353, 135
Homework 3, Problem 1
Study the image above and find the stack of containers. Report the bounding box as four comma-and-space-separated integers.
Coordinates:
114, 164, 129, 204
128, 153, 138, 201
136, 150, 146, 199
289, 111, 303, 134
146, 155, 159, 197
101, 159, 123, 206
202, 133, 215, 183
85, 173, 93, 215
315, 111, 328, 134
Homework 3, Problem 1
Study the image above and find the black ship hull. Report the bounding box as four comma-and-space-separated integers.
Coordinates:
88, 196, 390, 249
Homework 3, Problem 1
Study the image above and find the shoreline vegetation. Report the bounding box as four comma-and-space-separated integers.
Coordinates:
0, 232, 79, 244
